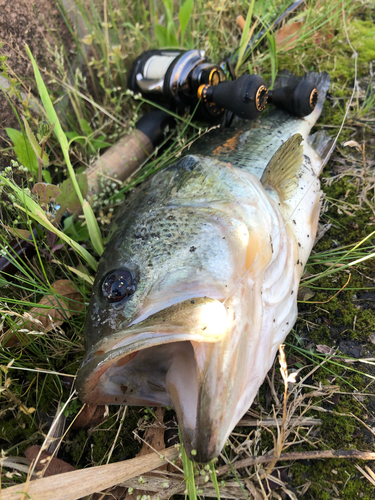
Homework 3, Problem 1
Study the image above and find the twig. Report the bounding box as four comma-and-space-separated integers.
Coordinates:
216, 449, 375, 475
27, 390, 77, 480
106, 406, 127, 464
237, 417, 322, 427
355, 464, 375, 486
1, 447, 179, 500
299, 272, 351, 304
133, 431, 184, 474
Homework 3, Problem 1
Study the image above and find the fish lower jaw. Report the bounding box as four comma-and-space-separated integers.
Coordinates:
77, 338, 229, 462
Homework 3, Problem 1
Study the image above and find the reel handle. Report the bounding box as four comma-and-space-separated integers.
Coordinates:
198, 74, 268, 120
268, 80, 318, 117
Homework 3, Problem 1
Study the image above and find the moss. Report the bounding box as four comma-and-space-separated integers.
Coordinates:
321, 412, 355, 444
0, 413, 37, 449
350, 20, 375, 65
276, 12, 375, 143
289, 154, 375, 498
290, 405, 374, 498
63, 406, 142, 468
291, 458, 374, 499
277, 15, 375, 81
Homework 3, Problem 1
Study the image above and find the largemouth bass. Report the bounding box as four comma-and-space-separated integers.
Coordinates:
77, 71, 331, 463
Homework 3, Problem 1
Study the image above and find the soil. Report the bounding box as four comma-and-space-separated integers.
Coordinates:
0, 0, 75, 161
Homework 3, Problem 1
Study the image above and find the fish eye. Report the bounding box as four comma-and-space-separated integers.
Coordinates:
101, 269, 136, 303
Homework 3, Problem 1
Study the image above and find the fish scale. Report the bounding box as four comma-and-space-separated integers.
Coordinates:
77, 70, 332, 462
191, 112, 302, 178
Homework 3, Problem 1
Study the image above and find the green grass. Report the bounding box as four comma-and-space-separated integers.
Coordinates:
1, 0, 375, 498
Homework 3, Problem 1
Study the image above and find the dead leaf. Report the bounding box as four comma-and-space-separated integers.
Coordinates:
343, 140, 362, 152
275, 22, 303, 52
29, 279, 84, 332
19, 404, 36, 415
287, 354, 307, 366
4, 280, 84, 347
236, 15, 246, 31
72, 405, 107, 429
32, 183, 61, 204
55, 173, 88, 222
297, 287, 315, 301
25, 445, 76, 477
312, 27, 334, 46
3, 225, 32, 240
316, 344, 335, 355
137, 407, 166, 457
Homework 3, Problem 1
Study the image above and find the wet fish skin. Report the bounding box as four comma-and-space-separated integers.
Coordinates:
77, 71, 331, 463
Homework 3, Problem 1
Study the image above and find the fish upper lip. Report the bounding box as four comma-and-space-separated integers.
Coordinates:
128, 287, 226, 327
83, 296, 230, 365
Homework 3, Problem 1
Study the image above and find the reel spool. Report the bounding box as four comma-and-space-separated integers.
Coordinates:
128, 49, 227, 120
128, 49, 268, 121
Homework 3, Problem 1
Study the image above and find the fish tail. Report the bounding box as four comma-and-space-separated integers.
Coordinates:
308, 129, 333, 160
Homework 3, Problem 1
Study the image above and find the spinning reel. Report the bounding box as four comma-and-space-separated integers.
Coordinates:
128, 49, 318, 123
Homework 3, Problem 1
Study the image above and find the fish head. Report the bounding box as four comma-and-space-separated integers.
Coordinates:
77, 154, 297, 462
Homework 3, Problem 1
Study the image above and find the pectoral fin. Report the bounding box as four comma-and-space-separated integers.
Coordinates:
261, 134, 303, 201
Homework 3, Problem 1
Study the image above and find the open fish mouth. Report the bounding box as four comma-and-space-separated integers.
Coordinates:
76, 296, 233, 462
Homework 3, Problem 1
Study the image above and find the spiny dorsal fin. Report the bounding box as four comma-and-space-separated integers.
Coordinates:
260, 134, 303, 201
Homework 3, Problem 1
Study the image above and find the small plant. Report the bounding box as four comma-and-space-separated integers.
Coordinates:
63, 398, 81, 418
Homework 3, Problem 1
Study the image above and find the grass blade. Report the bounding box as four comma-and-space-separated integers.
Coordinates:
82, 200, 104, 256
179, 0, 194, 42
265, 30, 278, 88
179, 428, 197, 500
235, 0, 256, 75
209, 461, 221, 499
0, 174, 98, 271
25, 44, 104, 256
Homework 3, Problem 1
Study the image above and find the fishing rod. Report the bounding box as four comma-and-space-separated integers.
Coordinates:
126, 1, 311, 123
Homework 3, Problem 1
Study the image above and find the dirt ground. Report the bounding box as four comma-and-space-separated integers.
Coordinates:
0, 0, 74, 157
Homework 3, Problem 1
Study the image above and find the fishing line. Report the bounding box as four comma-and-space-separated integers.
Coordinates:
223, 0, 358, 305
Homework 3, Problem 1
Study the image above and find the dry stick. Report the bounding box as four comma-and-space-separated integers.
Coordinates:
27, 390, 77, 480
1, 447, 179, 500
106, 406, 127, 464
355, 464, 375, 486
125, 447, 375, 500
300, 272, 351, 304
265, 345, 291, 474
150, 482, 186, 500
133, 431, 184, 474
236, 417, 322, 427
216, 449, 375, 476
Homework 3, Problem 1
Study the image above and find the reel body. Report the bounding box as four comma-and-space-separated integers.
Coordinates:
128, 49, 227, 120
128, 49, 318, 123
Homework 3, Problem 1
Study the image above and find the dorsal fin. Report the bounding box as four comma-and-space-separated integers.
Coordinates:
260, 134, 303, 201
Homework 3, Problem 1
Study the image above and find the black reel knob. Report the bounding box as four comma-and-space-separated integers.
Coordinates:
268, 80, 318, 117
198, 74, 268, 120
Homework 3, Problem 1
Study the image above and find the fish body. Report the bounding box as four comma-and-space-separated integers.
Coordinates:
77, 71, 331, 462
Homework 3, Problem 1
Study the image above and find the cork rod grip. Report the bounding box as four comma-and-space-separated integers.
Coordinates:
86, 129, 153, 198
